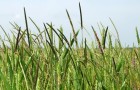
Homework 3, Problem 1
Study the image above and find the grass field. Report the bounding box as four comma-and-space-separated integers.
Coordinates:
0, 5, 140, 90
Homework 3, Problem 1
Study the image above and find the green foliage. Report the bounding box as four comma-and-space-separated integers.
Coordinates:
0, 6, 140, 90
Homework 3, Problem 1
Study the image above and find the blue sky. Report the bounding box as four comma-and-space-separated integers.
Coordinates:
0, 0, 140, 47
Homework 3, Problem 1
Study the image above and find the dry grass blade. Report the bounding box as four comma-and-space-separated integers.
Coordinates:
66, 9, 78, 48
15, 27, 21, 52
24, 7, 30, 48
18, 30, 27, 43
91, 26, 104, 56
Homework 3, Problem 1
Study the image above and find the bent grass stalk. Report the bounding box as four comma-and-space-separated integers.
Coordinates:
24, 7, 30, 49
66, 9, 78, 48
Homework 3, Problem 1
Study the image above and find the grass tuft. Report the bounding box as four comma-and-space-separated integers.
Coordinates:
0, 5, 140, 90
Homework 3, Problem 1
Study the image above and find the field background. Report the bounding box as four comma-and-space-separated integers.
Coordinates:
0, 1, 140, 90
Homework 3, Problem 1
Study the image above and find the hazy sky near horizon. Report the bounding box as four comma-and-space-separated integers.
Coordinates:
0, 0, 140, 47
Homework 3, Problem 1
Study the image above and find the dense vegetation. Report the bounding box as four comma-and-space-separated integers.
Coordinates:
0, 4, 140, 90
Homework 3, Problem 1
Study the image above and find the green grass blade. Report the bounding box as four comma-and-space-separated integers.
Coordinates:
0, 25, 12, 44
19, 58, 29, 90
24, 7, 30, 48
84, 38, 87, 64
46, 23, 64, 46
136, 27, 140, 45
109, 18, 121, 48
79, 2, 84, 48
0, 70, 11, 90
44, 23, 53, 45
79, 2, 83, 29
29, 17, 41, 33
108, 33, 113, 49
102, 26, 108, 49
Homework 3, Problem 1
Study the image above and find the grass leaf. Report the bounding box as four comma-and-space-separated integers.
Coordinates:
24, 7, 30, 48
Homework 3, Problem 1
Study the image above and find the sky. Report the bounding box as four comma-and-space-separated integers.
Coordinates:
0, 0, 140, 47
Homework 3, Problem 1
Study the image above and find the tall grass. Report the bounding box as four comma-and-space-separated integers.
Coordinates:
0, 4, 140, 90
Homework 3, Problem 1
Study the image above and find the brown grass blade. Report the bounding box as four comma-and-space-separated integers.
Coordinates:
66, 9, 78, 48
14, 27, 21, 52
91, 26, 104, 56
